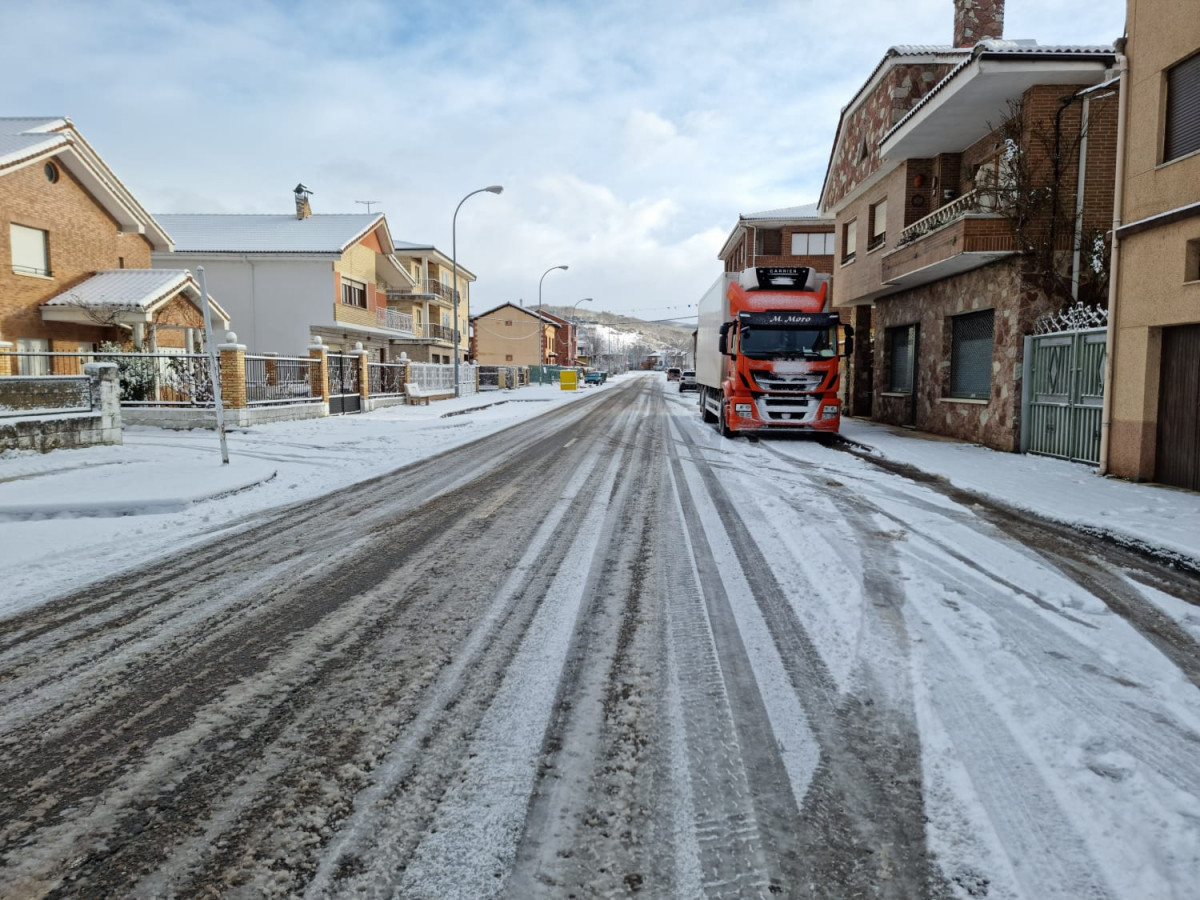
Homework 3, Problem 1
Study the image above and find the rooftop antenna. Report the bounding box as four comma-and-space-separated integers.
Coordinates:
355, 200, 380, 213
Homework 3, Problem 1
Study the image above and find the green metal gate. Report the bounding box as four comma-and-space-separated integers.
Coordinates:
1021, 310, 1107, 465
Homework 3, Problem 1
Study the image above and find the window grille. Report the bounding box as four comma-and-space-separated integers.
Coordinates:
887, 324, 916, 392
950, 310, 994, 400
1165, 51, 1200, 163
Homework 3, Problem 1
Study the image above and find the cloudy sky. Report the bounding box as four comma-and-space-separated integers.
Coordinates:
2, 0, 1126, 322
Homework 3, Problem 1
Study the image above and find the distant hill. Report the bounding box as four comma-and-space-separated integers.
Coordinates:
542, 306, 694, 368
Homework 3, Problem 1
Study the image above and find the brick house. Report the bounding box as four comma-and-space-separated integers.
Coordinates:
819, 0, 1119, 450
152, 187, 421, 359
391, 242, 477, 364
1, 117, 228, 374
536, 309, 579, 367
470, 302, 557, 367
1104, 0, 1200, 491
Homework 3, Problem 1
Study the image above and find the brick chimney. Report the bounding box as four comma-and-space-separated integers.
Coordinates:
954, 0, 1005, 48
294, 183, 313, 220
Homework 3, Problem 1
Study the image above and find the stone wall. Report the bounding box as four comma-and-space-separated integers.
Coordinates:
872, 258, 1052, 450
0, 362, 122, 452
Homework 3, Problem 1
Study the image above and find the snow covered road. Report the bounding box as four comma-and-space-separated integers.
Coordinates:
1, 376, 1197, 898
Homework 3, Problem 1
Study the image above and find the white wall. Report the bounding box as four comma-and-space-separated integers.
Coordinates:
151, 255, 335, 354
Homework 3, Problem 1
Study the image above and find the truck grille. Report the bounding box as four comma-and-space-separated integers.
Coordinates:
752, 370, 824, 392
757, 395, 818, 422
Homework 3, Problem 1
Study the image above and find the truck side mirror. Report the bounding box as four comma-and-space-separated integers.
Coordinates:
842, 324, 855, 358
718, 321, 733, 355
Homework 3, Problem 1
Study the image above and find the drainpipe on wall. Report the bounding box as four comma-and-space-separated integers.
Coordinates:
1098, 46, 1128, 476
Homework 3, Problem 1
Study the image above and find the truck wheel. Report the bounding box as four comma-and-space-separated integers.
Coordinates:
718, 402, 734, 438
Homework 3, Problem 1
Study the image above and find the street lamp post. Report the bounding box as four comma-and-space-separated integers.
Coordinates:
570, 297, 593, 365
452, 185, 503, 398
537, 265, 568, 366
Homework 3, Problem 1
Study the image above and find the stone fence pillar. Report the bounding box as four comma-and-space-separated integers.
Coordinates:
309, 336, 329, 408
218, 331, 247, 410
84, 361, 123, 445
0, 340, 13, 377
355, 341, 370, 403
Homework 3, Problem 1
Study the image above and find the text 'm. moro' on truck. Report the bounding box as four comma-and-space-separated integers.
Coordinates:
695, 266, 854, 438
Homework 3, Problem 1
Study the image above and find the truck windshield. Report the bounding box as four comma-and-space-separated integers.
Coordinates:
739, 326, 836, 359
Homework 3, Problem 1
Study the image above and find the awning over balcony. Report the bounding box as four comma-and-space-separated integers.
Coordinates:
881, 45, 1116, 160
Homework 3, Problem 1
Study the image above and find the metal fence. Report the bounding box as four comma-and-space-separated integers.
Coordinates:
245, 355, 318, 406
368, 361, 408, 397
7, 351, 217, 406
407, 362, 478, 397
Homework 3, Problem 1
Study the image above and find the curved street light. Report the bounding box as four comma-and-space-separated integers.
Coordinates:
536, 264, 569, 365
452, 185, 503, 398
537, 264, 569, 312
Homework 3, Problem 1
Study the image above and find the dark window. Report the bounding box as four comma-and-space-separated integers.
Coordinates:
1165, 51, 1200, 163
887, 324, 916, 392
949, 310, 994, 400
1187, 239, 1200, 282
44, 161, 59, 183
341, 279, 367, 308
755, 228, 782, 255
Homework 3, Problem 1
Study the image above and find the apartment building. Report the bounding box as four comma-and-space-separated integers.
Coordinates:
1104, 0, 1200, 490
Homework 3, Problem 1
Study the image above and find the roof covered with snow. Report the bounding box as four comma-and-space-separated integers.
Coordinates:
41, 269, 197, 310
154, 214, 385, 255
740, 203, 823, 222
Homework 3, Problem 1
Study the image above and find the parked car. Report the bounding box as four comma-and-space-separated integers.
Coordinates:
679, 370, 697, 392
584, 369, 603, 385
666, 367, 682, 381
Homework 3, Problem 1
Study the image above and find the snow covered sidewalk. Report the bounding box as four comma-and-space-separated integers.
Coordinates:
840, 418, 1200, 570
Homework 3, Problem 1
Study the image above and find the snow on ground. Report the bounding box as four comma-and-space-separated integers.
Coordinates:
2, 375, 1198, 622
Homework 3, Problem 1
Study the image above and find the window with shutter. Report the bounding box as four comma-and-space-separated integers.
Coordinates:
1165, 51, 1200, 163
949, 310, 994, 400
10, 224, 49, 276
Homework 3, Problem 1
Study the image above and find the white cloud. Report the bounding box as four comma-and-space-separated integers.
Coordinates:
0, 0, 1126, 324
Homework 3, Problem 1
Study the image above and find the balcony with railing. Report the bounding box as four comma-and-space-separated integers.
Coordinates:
881, 188, 1018, 289
377, 307, 415, 334
389, 280, 459, 305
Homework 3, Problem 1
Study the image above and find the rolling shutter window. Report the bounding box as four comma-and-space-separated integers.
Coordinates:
950, 310, 994, 400
10, 224, 49, 276
1165, 51, 1200, 163
790, 233, 809, 255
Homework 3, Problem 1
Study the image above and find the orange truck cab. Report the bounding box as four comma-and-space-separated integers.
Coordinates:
695, 266, 853, 437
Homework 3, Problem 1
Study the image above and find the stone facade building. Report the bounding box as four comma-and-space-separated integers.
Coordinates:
819, 1, 1120, 451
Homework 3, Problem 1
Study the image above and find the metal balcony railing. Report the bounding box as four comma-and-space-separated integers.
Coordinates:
898, 189, 1008, 245
376, 307, 415, 334
394, 280, 459, 302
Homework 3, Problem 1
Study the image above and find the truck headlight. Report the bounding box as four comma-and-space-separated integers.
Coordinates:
820, 405, 839, 419
734, 403, 752, 416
